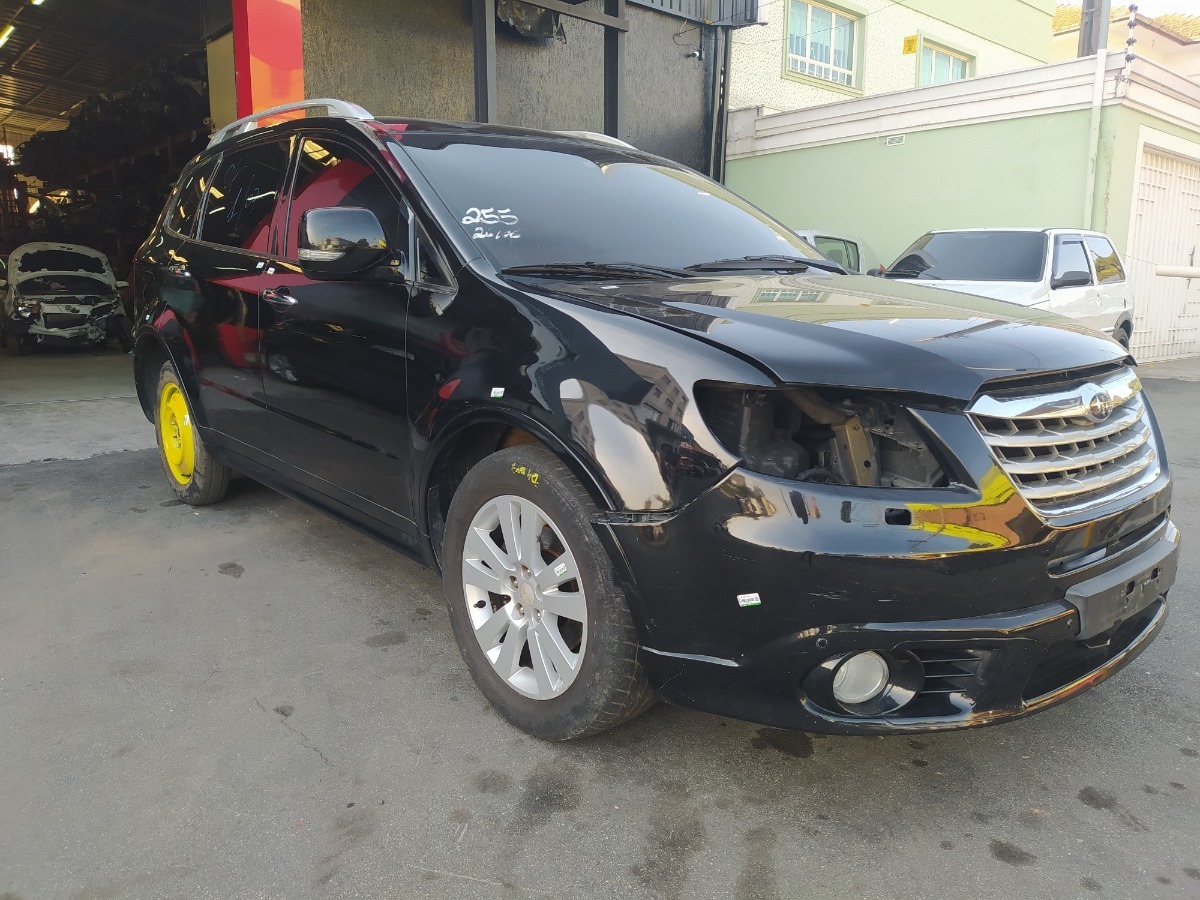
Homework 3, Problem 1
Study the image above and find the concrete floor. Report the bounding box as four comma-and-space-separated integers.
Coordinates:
0, 346, 153, 465
0, 351, 1198, 900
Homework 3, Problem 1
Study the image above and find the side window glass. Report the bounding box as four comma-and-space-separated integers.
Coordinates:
1052, 237, 1091, 283
287, 137, 408, 259
1085, 236, 1125, 284
167, 157, 218, 237
199, 139, 291, 251
814, 236, 851, 270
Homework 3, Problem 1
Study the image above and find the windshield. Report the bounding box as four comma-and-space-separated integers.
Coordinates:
15, 249, 109, 276
17, 274, 112, 296
391, 135, 821, 271
886, 231, 1046, 282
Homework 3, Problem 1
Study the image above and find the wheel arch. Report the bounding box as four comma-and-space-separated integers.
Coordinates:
133, 329, 204, 426
420, 410, 618, 567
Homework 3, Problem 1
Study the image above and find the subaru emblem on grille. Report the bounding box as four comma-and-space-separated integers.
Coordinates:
1080, 383, 1114, 423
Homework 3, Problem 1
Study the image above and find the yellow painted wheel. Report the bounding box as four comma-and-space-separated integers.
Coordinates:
158, 382, 195, 485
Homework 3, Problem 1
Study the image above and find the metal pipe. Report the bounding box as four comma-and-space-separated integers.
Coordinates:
473, 0, 498, 124
1082, 0, 1111, 229
1155, 266, 1200, 278
603, 0, 626, 139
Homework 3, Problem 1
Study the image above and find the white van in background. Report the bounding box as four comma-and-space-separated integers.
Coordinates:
883, 228, 1134, 348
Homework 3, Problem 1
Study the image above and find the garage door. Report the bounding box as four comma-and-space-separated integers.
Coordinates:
1127, 148, 1200, 360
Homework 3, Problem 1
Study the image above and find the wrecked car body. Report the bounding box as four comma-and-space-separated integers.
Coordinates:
1, 242, 131, 355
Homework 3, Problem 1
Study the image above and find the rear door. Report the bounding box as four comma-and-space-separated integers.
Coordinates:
173, 136, 292, 455
1084, 234, 1130, 335
258, 131, 418, 528
1048, 233, 1103, 330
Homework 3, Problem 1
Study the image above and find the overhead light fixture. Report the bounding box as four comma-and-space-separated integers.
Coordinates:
30, 0, 46, 6
0, 26, 15, 48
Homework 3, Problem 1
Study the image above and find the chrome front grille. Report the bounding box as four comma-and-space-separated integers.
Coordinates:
970, 368, 1161, 518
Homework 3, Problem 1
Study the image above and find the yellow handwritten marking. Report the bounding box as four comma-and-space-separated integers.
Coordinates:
511, 464, 541, 486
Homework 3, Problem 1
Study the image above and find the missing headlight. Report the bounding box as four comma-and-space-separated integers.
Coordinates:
696, 385, 948, 488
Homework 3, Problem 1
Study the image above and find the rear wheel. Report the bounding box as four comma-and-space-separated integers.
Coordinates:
155, 362, 230, 505
442, 446, 654, 740
1115, 324, 1131, 350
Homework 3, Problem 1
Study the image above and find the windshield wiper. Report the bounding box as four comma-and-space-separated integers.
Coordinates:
685, 255, 847, 274
501, 261, 695, 280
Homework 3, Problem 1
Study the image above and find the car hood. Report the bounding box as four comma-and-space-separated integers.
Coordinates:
883, 278, 1044, 305
8, 242, 116, 288
519, 273, 1125, 403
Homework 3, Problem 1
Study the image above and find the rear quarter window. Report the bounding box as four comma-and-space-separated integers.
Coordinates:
166, 158, 218, 238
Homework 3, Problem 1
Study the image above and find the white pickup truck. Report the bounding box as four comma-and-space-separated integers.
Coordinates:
883, 228, 1134, 348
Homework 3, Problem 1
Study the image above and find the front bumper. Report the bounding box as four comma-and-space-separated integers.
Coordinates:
8, 309, 122, 345
605, 466, 1178, 734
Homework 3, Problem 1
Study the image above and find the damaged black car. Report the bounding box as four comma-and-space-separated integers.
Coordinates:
132, 102, 1180, 740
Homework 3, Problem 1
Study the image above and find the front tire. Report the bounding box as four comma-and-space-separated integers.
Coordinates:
4, 325, 26, 356
154, 362, 231, 505
442, 446, 655, 740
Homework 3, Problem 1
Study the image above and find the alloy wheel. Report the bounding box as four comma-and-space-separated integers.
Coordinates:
461, 494, 588, 700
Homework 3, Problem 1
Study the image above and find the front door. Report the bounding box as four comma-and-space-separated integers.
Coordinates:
1049, 233, 1103, 332
259, 133, 416, 526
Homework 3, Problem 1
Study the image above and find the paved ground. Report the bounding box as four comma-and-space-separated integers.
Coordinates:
0, 355, 1197, 900
0, 347, 152, 466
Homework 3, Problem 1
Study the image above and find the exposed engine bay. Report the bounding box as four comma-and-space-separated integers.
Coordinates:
697, 385, 949, 488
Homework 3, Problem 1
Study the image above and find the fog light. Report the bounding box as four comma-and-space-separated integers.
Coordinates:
832, 651, 890, 705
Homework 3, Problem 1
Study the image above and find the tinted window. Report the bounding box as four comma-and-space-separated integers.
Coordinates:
1086, 235, 1125, 284
167, 158, 217, 237
286, 137, 407, 258
1053, 237, 1092, 283
814, 236, 858, 272
391, 135, 821, 271
886, 231, 1047, 282
200, 139, 291, 251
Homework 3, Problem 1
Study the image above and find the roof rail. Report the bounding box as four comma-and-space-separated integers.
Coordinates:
208, 98, 374, 148
554, 130, 636, 149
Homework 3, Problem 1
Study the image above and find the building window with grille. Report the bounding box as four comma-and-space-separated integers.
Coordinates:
919, 43, 972, 86
786, 1, 859, 88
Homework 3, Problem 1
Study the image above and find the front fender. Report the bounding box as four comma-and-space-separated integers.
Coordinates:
419, 406, 619, 518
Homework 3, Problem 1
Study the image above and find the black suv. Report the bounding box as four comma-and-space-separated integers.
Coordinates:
132, 100, 1179, 740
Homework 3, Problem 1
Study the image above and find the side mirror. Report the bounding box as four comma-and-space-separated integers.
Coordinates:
1051, 270, 1091, 290
866, 267, 883, 278
298, 207, 389, 278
